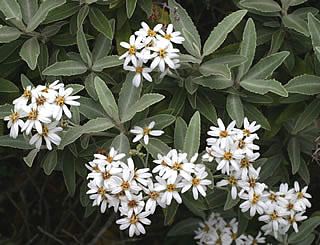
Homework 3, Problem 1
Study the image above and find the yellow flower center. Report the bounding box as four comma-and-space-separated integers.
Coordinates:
238, 139, 245, 149
203, 225, 209, 232
270, 211, 279, 220
161, 160, 167, 166
36, 95, 47, 106
42, 124, 48, 137
287, 203, 294, 210
149, 191, 160, 200
143, 128, 151, 135
129, 45, 136, 55
219, 130, 228, 137
298, 192, 304, 199
97, 187, 105, 195
9, 112, 19, 122
172, 162, 182, 170
232, 233, 237, 240
23, 89, 31, 98
223, 152, 232, 160
128, 200, 137, 208
166, 184, 175, 192
228, 176, 237, 185
269, 193, 277, 201
243, 129, 251, 136
93, 166, 99, 172
56, 96, 65, 107
249, 177, 256, 188
102, 171, 111, 180
192, 178, 200, 186
159, 49, 166, 58
240, 158, 250, 168
28, 109, 39, 120
121, 181, 130, 190
164, 34, 171, 40
106, 156, 113, 163
130, 214, 139, 224
252, 192, 260, 204
148, 29, 156, 37
136, 66, 143, 73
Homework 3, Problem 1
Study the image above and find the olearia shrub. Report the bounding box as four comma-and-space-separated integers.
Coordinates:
0, 0, 320, 244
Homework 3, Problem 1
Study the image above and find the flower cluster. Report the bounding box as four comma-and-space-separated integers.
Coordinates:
119, 22, 184, 87
86, 146, 213, 237
202, 118, 312, 239
194, 211, 267, 245
4, 81, 80, 150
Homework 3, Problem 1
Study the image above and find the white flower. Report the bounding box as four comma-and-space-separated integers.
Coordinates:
293, 181, 312, 210
142, 180, 165, 214
259, 205, 290, 238
239, 187, 266, 216
245, 231, 266, 244
119, 193, 145, 217
119, 34, 144, 66
29, 121, 63, 150
207, 119, 242, 149
121, 158, 152, 186
86, 180, 108, 213
159, 59, 180, 79
216, 173, 240, 200
21, 104, 51, 135
152, 153, 171, 177
116, 211, 151, 237
235, 135, 260, 157
4, 107, 28, 138
202, 146, 216, 162
13, 85, 33, 109
135, 21, 163, 45
286, 211, 307, 233
149, 40, 180, 72
157, 24, 185, 44
243, 117, 260, 139
92, 147, 125, 167
35, 80, 64, 97
180, 167, 212, 200
154, 176, 182, 205
30, 88, 55, 112
87, 163, 122, 187
52, 87, 80, 121
130, 121, 164, 145
124, 59, 152, 87
237, 154, 260, 181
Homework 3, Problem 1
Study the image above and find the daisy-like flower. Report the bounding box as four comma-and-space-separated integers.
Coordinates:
52, 87, 80, 121
237, 154, 260, 181
245, 231, 266, 244
259, 205, 290, 238
157, 24, 185, 44
180, 167, 212, 200
86, 180, 109, 213
92, 147, 125, 167
116, 211, 151, 237
124, 59, 152, 87
13, 85, 33, 109
243, 117, 260, 139
216, 172, 240, 200
119, 34, 144, 66
30, 89, 54, 113
121, 158, 152, 186
4, 107, 28, 138
135, 21, 163, 45
235, 135, 260, 157
21, 104, 51, 135
286, 211, 307, 233
119, 193, 145, 217
29, 121, 63, 150
239, 187, 267, 217
130, 121, 164, 145
35, 80, 64, 97
238, 167, 266, 193
293, 181, 312, 210
207, 119, 242, 150
87, 163, 122, 187
148, 40, 180, 72
152, 153, 171, 177
142, 180, 165, 214
159, 59, 181, 79
202, 146, 216, 162
154, 176, 182, 205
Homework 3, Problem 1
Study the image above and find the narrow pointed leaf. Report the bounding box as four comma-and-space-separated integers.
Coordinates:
0, 78, 19, 93
285, 75, 320, 95
226, 94, 244, 127
43, 2, 80, 24
89, 7, 113, 40
62, 149, 76, 196
282, 14, 309, 37
141, 138, 171, 159
199, 63, 231, 79
308, 13, 320, 61
288, 217, 320, 243
183, 111, 200, 158
196, 94, 217, 125
0, 26, 22, 43
0, 135, 34, 149
287, 137, 300, 174
240, 0, 281, 12
43, 150, 58, 175
92, 55, 123, 72
193, 75, 233, 90
19, 37, 40, 70
174, 117, 187, 151
23, 149, 39, 167
126, 0, 137, 19
203, 10, 247, 56
43, 60, 87, 76
240, 79, 288, 97
111, 134, 130, 157
0, 0, 22, 21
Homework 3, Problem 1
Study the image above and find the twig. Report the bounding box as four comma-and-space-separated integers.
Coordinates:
37, 226, 65, 245
88, 212, 117, 245
26, 234, 39, 245
62, 229, 82, 244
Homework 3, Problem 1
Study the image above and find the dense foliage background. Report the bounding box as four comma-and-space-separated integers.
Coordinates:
0, 0, 320, 244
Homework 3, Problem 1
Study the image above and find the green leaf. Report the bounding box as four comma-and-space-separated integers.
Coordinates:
243, 103, 271, 130
168, 0, 201, 57
77, 27, 92, 66
77, 4, 89, 29
193, 75, 233, 90
62, 149, 76, 196
122, 93, 165, 122
37, 44, 49, 72
136, 114, 176, 130
282, 14, 309, 37
111, 134, 130, 156
141, 138, 170, 159
0, 78, 19, 93
92, 33, 112, 63
84, 73, 97, 100
43, 2, 80, 24
196, 94, 217, 125
92, 55, 123, 72
298, 157, 310, 185
184, 76, 198, 95
168, 89, 186, 116
240, 0, 281, 12
269, 29, 285, 54
42, 60, 87, 76
204, 55, 247, 68
242, 51, 289, 80
78, 97, 108, 119
288, 216, 320, 243
237, 210, 249, 236
199, 63, 231, 79
240, 79, 288, 97
164, 200, 179, 226
126, 0, 137, 18
19, 37, 40, 70
0, 104, 13, 119
26, 0, 66, 32
0, 40, 23, 63
292, 7, 319, 20
282, 0, 308, 7
288, 137, 300, 174
181, 193, 206, 219
226, 94, 244, 127
183, 111, 200, 159
308, 13, 320, 61
23, 148, 39, 167
224, 190, 240, 210
0, 0, 22, 21
94, 76, 119, 120
137, 0, 152, 17
43, 150, 58, 175
89, 7, 113, 40
0, 26, 22, 43
284, 75, 320, 95
237, 18, 256, 80
259, 155, 281, 181
293, 99, 320, 134
18, 0, 38, 25
174, 117, 187, 151
167, 218, 201, 237
0, 135, 34, 149
203, 10, 247, 56
65, 84, 84, 95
